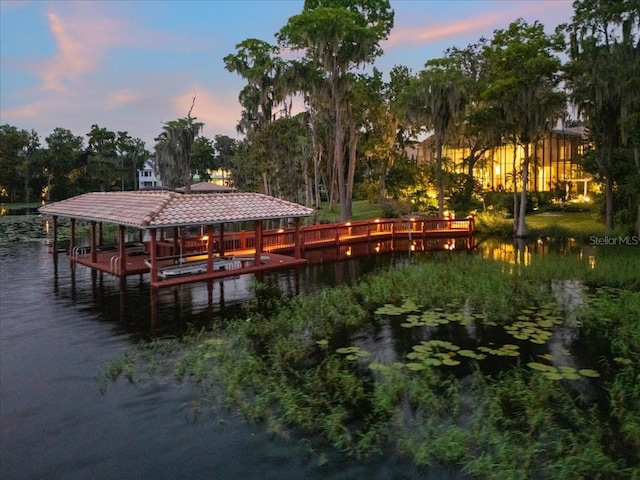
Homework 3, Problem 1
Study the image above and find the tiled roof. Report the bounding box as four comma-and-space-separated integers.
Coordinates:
39, 191, 315, 228
176, 182, 236, 193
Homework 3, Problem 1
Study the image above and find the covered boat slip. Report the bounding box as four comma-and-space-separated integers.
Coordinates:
39, 191, 314, 288
40, 191, 476, 288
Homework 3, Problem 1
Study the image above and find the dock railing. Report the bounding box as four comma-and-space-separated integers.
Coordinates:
149, 216, 475, 257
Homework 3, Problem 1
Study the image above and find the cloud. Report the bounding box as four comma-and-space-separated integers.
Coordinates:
386, 11, 503, 48
386, 0, 574, 49
107, 90, 144, 108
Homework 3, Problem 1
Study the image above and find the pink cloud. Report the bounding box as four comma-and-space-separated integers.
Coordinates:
387, 11, 503, 48
386, 0, 574, 49
107, 90, 143, 108
33, 6, 134, 93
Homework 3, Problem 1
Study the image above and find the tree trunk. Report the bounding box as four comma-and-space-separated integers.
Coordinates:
345, 109, 357, 217
314, 150, 322, 209
436, 134, 445, 217
605, 175, 613, 233
512, 141, 519, 235
516, 144, 529, 238
634, 145, 640, 238
335, 101, 347, 222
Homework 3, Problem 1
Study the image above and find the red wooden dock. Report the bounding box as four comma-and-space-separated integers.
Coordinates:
65, 216, 475, 288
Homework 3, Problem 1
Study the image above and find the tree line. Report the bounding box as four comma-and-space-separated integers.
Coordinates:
1, 0, 638, 235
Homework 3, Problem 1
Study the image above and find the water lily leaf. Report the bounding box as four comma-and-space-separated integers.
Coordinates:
406, 362, 427, 371
613, 357, 632, 365
559, 366, 577, 373
578, 369, 600, 377
563, 372, 581, 380
423, 358, 442, 366
501, 350, 520, 357
442, 358, 461, 366
528, 362, 557, 372
368, 362, 390, 372
544, 372, 564, 381
412, 344, 432, 353
458, 350, 477, 358
336, 347, 358, 354
337, 346, 369, 359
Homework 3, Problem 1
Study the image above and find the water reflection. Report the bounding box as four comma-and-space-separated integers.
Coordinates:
3, 237, 628, 480
477, 236, 587, 265
47, 236, 476, 338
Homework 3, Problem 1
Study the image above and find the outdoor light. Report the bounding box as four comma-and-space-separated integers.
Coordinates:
277, 228, 285, 233
201, 235, 209, 241
346, 247, 352, 256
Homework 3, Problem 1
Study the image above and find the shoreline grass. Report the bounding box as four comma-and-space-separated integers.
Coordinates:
106, 247, 640, 478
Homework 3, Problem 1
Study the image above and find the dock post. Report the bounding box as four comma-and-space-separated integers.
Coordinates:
294, 217, 302, 259
207, 225, 214, 273
254, 220, 263, 264
69, 218, 76, 255
218, 223, 225, 256
149, 228, 158, 283
52, 215, 58, 264
90, 222, 97, 263
118, 225, 126, 277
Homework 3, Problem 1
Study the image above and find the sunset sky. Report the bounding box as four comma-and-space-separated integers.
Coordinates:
0, 0, 575, 150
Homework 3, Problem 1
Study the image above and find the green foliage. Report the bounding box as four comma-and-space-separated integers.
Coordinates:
475, 210, 513, 237
105, 247, 640, 476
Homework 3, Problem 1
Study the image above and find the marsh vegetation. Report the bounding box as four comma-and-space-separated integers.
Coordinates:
106, 245, 640, 479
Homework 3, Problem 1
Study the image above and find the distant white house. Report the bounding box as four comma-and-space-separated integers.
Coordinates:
138, 158, 163, 190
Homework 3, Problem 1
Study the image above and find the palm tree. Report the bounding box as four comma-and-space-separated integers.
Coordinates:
156, 101, 203, 193
483, 19, 565, 237
405, 58, 467, 217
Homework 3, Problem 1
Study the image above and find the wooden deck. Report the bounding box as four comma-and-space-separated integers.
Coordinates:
72, 250, 306, 288
64, 216, 475, 288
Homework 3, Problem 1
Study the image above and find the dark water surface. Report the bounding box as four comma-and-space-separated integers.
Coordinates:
1, 242, 446, 480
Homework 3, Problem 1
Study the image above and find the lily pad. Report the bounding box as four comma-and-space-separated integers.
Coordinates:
527, 362, 557, 372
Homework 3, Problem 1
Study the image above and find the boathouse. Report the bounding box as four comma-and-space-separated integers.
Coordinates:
39, 191, 315, 288
40, 191, 477, 288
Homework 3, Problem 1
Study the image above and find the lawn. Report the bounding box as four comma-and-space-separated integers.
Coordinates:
313, 200, 384, 223
526, 204, 605, 238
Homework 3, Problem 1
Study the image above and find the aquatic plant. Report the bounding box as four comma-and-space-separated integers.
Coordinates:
104, 246, 640, 478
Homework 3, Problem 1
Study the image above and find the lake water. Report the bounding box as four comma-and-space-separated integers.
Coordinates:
2, 240, 469, 480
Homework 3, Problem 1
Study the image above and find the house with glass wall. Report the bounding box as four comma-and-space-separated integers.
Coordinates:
414, 126, 594, 200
